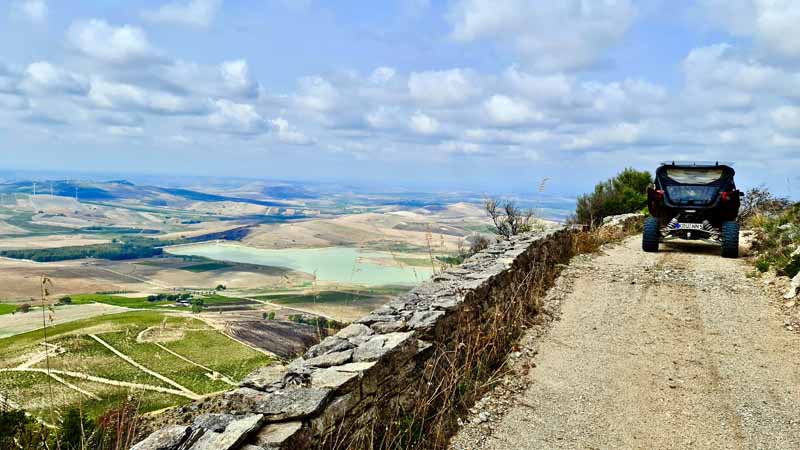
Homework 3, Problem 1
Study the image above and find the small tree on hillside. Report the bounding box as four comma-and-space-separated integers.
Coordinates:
484, 198, 535, 238
573, 168, 652, 227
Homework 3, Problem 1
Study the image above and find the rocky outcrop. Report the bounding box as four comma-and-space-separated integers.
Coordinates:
601, 212, 645, 231
133, 228, 576, 450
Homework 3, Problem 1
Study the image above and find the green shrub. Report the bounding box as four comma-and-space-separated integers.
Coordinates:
751, 202, 800, 277
755, 258, 770, 273
573, 168, 652, 227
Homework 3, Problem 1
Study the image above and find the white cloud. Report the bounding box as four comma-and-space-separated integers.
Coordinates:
169, 135, 193, 144
294, 76, 339, 112
14, 0, 47, 23
409, 111, 440, 135
107, 125, 144, 137
219, 59, 259, 98
408, 69, 480, 107
698, 0, 800, 61
270, 117, 313, 145
207, 99, 265, 134
20, 62, 88, 95
503, 67, 572, 104
142, 0, 223, 27
438, 140, 481, 154
483, 95, 543, 125
448, 0, 637, 71
88, 79, 204, 115
680, 43, 800, 115
365, 106, 400, 129
67, 19, 160, 65
563, 122, 647, 150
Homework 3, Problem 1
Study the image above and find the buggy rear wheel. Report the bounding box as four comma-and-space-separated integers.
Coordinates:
721, 221, 739, 258
642, 217, 660, 252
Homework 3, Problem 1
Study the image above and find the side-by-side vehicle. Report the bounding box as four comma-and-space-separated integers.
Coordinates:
643, 162, 742, 258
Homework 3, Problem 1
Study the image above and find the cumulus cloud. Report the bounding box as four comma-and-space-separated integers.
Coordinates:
698, 0, 800, 61
408, 69, 480, 107
563, 122, 648, 150
142, 0, 223, 27
294, 76, 339, 113
207, 99, 265, 134
409, 111, 440, 135
448, 0, 637, 71
270, 117, 313, 145
19, 62, 88, 95
364, 107, 402, 130
483, 95, 543, 126
13, 0, 47, 23
219, 59, 259, 98
67, 19, 160, 65
88, 79, 205, 115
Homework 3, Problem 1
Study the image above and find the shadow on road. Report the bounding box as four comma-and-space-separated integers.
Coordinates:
660, 240, 722, 256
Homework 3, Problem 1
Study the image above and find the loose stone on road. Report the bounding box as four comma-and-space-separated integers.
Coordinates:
451, 236, 800, 450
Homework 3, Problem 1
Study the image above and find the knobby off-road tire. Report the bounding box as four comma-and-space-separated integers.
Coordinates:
721, 221, 740, 258
642, 217, 660, 253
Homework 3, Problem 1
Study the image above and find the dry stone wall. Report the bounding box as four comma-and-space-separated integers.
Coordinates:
133, 228, 576, 450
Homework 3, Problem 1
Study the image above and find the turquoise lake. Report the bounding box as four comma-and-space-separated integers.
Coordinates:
166, 243, 433, 286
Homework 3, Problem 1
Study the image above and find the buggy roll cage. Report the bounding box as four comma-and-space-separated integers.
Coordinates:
653, 161, 737, 209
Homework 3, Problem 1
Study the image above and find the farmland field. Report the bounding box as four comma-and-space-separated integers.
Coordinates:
0, 311, 273, 421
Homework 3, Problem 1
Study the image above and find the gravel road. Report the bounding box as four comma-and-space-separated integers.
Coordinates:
451, 236, 800, 450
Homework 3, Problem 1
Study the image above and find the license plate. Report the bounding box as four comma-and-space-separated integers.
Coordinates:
677, 222, 704, 230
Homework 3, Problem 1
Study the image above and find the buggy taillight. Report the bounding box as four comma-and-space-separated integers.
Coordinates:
721, 191, 729, 201
655, 189, 664, 199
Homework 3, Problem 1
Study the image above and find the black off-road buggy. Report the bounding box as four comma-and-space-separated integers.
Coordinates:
642, 162, 742, 258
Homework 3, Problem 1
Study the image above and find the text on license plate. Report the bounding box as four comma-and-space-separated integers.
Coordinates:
677, 223, 704, 230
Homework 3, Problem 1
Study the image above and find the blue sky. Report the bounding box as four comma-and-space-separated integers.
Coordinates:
1, 0, 798, 197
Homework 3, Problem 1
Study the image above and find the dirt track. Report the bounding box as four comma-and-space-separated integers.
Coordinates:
451, 236, 800, 450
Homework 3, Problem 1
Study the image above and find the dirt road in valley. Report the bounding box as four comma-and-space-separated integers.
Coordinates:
451, 236, 800, 450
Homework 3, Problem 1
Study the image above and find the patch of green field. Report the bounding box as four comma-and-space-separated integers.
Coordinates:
78, 383, 191, 418
198, 295, 252, 306
100, 332, 231, 395
390, 257, 436, 267
0, 370, 190, 420
181, 262, 234, 272
34, 334, 173, 389
0, 312, 193, 367
0, 304, 17, 315
0, 370, 81, 420
261, 291, 374, 305
3, 212, 76, 235
463, 224, 495, 234
252, 286, 410, 306
162, 330, 271, 381
135, 260, 169, 267
0, 311, 270, 421
70, 294, 164, 309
